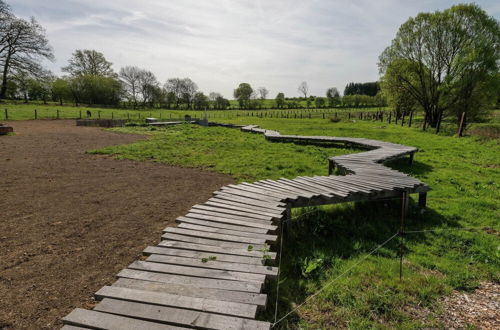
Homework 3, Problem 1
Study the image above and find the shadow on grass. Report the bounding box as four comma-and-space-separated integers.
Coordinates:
260, 198, 455, 326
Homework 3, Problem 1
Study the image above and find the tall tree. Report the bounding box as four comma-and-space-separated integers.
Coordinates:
379, 4, 500, 127
298, 81, 309, 98
257, 86, 269, 100
275, 92, 285, 108
233, 83, 253, 109
0, 11, 53, 99
119, 66, 141, 108
62, 49, 114, 77
137, 70, 158, 106
326, 87, 340, 107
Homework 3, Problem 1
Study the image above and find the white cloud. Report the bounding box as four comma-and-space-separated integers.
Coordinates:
10, 0, 500, 97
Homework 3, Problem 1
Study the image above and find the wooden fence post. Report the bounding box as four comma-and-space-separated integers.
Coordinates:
127, 113, 130, 120
401, 114, 405, 126
57, 109, 60, 119
112, 112, 114, 119
34, 109, 38, 119
388, 113, 392, 124
422, 112, 427, 131
457, 112, 466, 137
4, 108, 7, 120
98, 111, 101, 119
79, 109, 82, 119
408, 111, 413, 127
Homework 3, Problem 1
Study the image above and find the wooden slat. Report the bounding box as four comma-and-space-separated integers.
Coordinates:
95, 298, 271, 329
163, 227, 268, 245
177, 223, 278, 242
162, 232, 267, 250
187, 209, 275, 225
128, 260, 266, 283
117, 269, 262, 293
176, 216, 270, 235
157, 240, 276, 259
112, 278, 267, 306
205, 200, 284, 218
95, 286, 258, 318
191, 204, 274, 221
63, 308, 184, 330
146, 254, 278, 277
184, 212, 278, 231
143, 246, 264, 265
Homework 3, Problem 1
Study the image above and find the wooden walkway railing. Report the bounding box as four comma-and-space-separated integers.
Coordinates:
62, 124, 430, 329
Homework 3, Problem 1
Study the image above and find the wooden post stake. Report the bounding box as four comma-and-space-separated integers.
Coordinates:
457, 112, 466, 137
399, 191, 408, 281
408, 111, 413, 127
4, 108, 7, 120
34, 109, 38, 120
57, 109, 60, 119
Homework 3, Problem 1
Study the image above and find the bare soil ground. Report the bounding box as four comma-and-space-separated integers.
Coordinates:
0, 120, 233, 329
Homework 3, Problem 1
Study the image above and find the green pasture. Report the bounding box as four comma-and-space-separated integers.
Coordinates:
91, 117, 499, 328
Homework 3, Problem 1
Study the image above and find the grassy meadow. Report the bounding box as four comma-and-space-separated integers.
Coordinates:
89, 117, 500, 328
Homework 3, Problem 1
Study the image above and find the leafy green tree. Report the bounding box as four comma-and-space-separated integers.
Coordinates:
379, 4, 500, 127
314, 97, 325, 108
326, 87, 340, 107
233, 83, 253, 109
275, 92, 285, 108
192, 92, 208, 110
52, 78, 71, 106
63, 49, 115, 77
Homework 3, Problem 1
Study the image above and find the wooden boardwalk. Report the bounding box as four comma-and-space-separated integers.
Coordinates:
62, 124, 430, 329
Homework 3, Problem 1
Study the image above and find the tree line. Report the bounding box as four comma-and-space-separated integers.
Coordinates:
0, 0, 387, 111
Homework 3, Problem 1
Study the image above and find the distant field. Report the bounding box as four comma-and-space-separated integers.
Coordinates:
0, 102, 387, 121
93, 118, 499, 328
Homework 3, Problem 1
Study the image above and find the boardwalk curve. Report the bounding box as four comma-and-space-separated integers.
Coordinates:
62, 123, 430, 329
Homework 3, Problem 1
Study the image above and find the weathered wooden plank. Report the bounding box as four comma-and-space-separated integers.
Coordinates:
117, 269, 262, 293
61, 326, 90, 330
112, 278, 267, 306
128, 260, 266, 283
162, 232, 267, 250
213, 192, 286, 208
209, 194, 286, 211
157, 240, 276, 260
95, 286, 258, 318
184, 212, 278, 231
63, 308, 184, 330
205, 200, 284, 218
95, 298, 271, 329
216, 188, 284, 203
176, 216, 270, 235
191, 204, 274, 221
207, 198, 285, 216
143, 246, 264, 265
147, 254, 277, 277
187, 209, 275, 225
177, 223, 278, 242
163, 227, 268, 245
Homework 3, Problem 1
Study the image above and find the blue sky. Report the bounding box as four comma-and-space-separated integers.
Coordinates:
10, 0, 500, 97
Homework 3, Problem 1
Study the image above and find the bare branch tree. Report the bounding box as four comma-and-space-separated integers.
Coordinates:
298, 81, 309, 98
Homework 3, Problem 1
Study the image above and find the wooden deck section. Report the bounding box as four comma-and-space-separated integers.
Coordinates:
62, 124, 430, 329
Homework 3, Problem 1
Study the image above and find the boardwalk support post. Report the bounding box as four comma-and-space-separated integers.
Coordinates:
418, 192, 427, 208
409, 152, 414, 165
328, 160, 334, 175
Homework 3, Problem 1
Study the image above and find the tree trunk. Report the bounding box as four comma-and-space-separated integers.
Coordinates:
0, 53, 11, 99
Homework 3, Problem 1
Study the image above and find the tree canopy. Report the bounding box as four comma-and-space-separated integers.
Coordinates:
379, 3, 500, 126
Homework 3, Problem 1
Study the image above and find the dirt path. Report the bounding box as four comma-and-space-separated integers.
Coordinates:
0, 120, 233, 329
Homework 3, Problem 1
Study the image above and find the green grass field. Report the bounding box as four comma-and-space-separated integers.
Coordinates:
0, 102, 386, 122
90, 117, 499, 328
